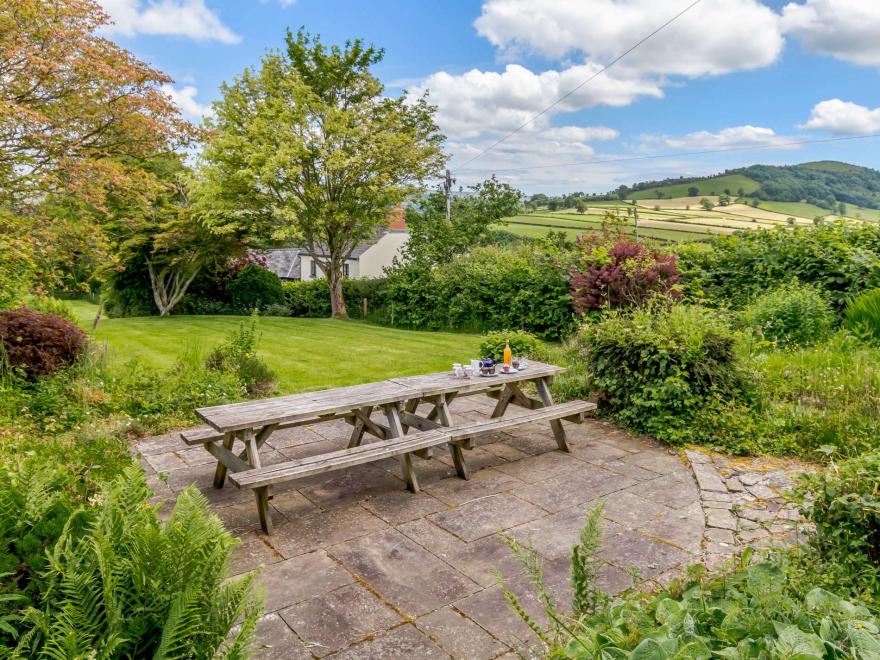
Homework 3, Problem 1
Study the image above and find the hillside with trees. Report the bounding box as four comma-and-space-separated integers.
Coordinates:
618, 161, 880, 211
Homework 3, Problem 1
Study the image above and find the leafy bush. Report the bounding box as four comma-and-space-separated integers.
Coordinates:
0, 343, 246, 437
844, 288, 880, 343
677, 222, 880, 310
282, 278, 386, 319
385, 244, 576, 340
740, 282, 834, 348
503, 507, 880, 658
0, 308, 87, 378
794, 452, 880, 602
12, 466, 260, 657
226, 263, 284, 312
570, 236, 681, 311
24, 296, 77, 324
479, 330, 542, 362
205, 312, 275, 397
573, 304, 754, 445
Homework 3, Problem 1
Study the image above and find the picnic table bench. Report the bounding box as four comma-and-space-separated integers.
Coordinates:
182, 362, 595, 534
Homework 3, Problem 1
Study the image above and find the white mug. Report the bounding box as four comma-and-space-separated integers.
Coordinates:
470, 359, 481, 370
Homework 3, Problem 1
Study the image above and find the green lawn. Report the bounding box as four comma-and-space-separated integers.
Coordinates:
628, 174, 760, 200
70, 301, 481, 394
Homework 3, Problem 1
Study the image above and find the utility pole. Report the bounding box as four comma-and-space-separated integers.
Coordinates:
633, 204, 639, 240
443, 169, 455, 221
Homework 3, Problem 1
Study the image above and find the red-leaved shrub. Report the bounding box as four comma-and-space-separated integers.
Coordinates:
570, 237, 681, 312
0, 307, 88, 377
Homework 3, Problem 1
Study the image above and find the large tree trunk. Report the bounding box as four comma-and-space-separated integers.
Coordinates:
147, 259, 200, 316
327, 254, 348, 319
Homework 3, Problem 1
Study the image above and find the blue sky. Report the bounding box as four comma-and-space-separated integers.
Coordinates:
99, 0, 880, 194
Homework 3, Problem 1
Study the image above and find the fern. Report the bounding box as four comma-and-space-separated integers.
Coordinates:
13, 467, 261, 658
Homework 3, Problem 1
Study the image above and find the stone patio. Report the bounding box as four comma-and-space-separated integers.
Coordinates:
137, 395, 806, 659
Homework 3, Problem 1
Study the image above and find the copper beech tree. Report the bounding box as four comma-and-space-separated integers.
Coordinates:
0, 0, 196, 207
196, 29, 445, 318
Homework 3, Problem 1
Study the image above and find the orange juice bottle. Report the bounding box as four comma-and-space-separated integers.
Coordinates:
503, 340, 512, 367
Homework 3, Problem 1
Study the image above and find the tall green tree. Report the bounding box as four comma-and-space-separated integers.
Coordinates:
196, 29, 445, 318
401, 177, 522, 267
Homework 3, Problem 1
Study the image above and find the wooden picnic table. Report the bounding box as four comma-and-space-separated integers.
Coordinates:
186, 362, 594, 533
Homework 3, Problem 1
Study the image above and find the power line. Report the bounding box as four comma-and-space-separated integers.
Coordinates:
452, 133, 880, 175
452, 0, 703, 172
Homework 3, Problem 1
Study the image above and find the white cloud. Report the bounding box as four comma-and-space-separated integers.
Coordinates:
449, 125, 624, 189
782, 0, 880, 67
161, 84, 215, 121
474, 0, 784, 77
98, 0, 240, 44
647, 125, 796, 150
412, 63, 661, 139
800, 99, 880, 134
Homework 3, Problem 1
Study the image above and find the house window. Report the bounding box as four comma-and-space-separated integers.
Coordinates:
310, 260, 317, 278
342, 263, 350, 278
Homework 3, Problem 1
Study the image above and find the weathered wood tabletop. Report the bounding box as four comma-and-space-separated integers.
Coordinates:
195, 361, 565, 433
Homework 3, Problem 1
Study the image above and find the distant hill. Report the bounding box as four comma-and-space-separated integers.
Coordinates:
625, 161, 880, 211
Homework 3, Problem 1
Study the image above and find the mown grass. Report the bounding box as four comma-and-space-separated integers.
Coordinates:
71, 301, 482, 394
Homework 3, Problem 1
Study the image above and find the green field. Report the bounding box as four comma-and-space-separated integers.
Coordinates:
756, 200, 830, 218
498, 211, 716, 243
71, 301, 481, 394
629, 174, 760, 200
757, 200, 880, 222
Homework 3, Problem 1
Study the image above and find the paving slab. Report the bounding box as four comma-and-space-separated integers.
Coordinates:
280, 584, 401, 657
269, 503, 388, 558
601, 530, 695, 578
515, 467, 634, 513
397, 518, 527, 587
330, 528, 481, 617
428, 493, 545, 542
362, 489, 448, 525
252, 613, 312, 659
424, 467, 526, 506
416, 607, 510, 660
507, 505, 624, 561
229, 530, 284, 576
330, 624, 449, 659
260, 551, 354, 613
492, 450, 584, 483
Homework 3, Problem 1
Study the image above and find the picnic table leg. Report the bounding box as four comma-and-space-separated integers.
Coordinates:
433, 394, 469, 481
384, 403, 420, 493
212, 432, 235, 489
347, 405, 373, 448
400, 398, 420, 433
242, 428, 273, 534
535, 377, 570, 453
491, 384, 515, 419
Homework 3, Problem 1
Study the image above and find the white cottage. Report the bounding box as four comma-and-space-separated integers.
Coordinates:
257, 204, 408, 282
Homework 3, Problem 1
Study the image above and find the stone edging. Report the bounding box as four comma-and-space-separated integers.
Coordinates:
684, 449, 811, 570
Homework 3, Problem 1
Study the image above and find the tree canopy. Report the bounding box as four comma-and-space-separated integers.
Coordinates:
0, 0, 196, 207
402, 177, 523, 267
196, 29, 446, 318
